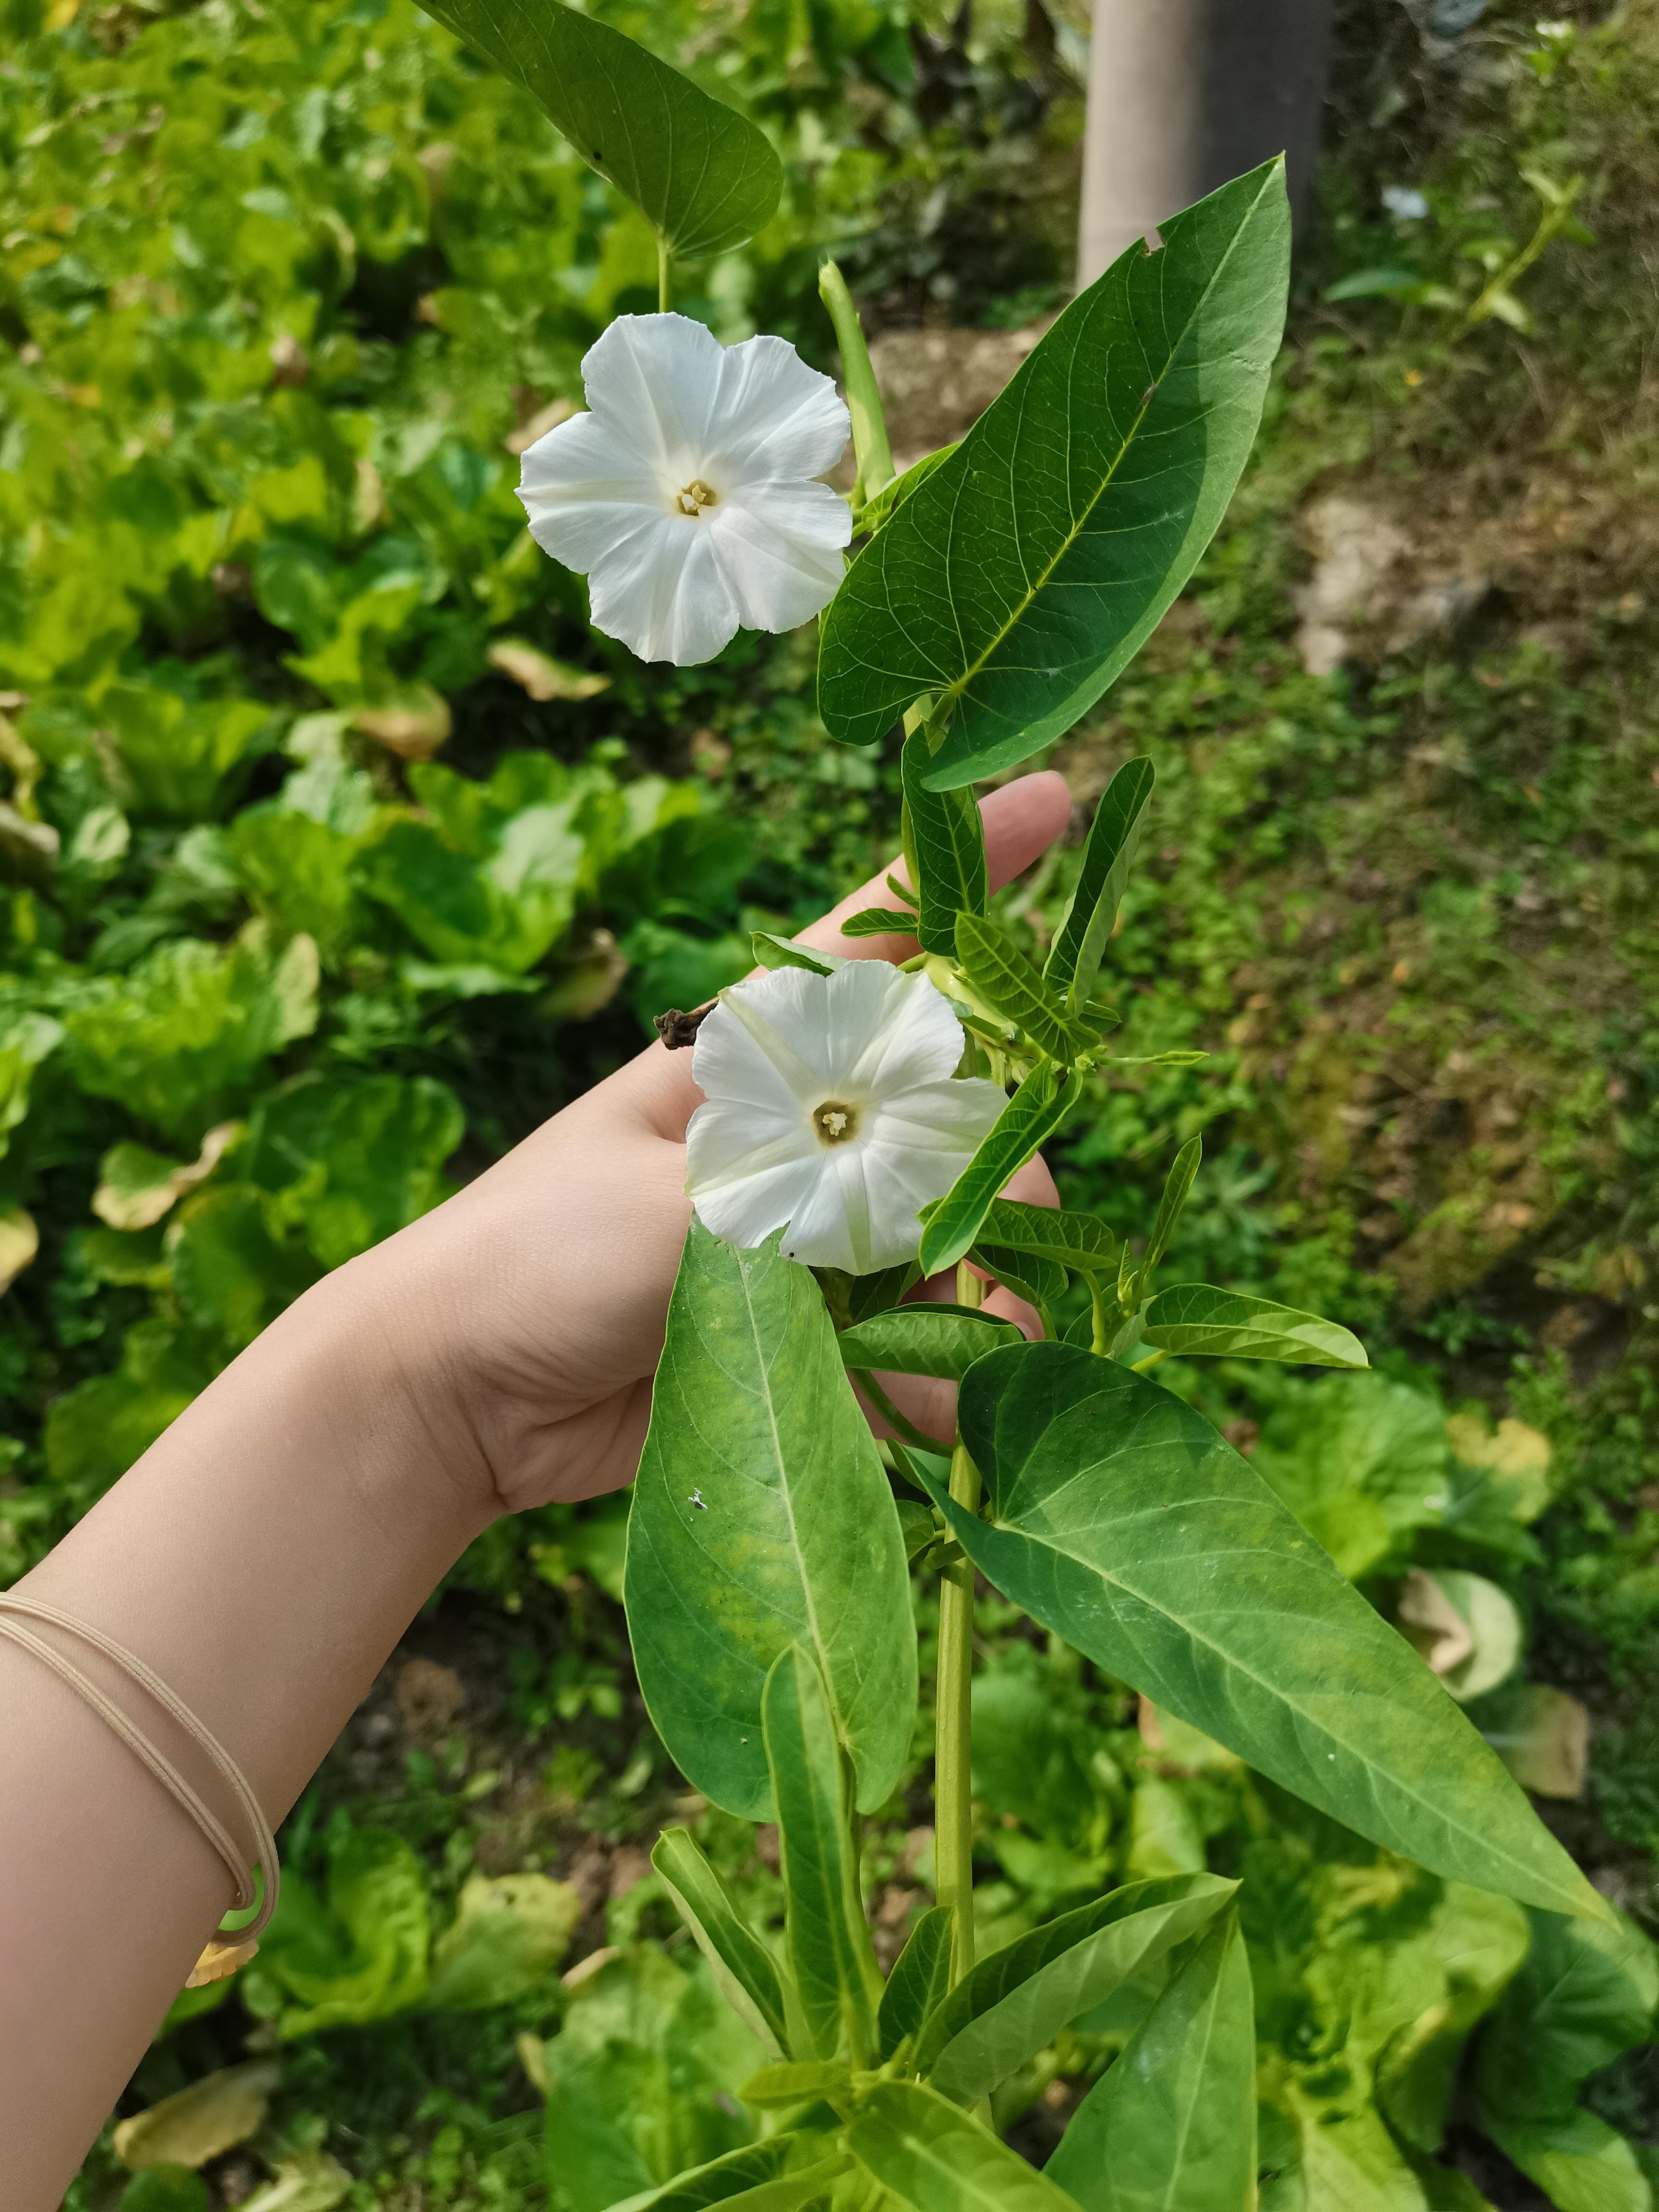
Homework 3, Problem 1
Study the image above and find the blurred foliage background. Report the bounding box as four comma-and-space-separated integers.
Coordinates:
3, 0, 1659, 2202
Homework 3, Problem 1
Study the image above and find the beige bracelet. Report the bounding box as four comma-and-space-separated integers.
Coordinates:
0, 1593, 280, 1973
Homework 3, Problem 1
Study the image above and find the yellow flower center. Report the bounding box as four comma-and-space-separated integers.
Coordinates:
813, 1100, 859, 1146
675, 479, 720, 517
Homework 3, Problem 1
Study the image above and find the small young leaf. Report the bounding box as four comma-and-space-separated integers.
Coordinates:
1045, 1911, 1256, 2212
1130, 1134, 1201, 1302
750, 932, 842, 975
1140, 1285, 1370, 1368
838, 1305, 1022, 1381
846, 2082, 1083, 2210
847, 1260, 921, 1324
737, 2059, 851, 2109
1044, 757, 1154, 1012
968, 1242, 1066, 1315
651, 1827, 792, 2060
886, 873, 919, 909
606, 2137, 849, 2212
965, 1198, 1116, 1279
953, 914, 1096, 1063
763, 1647, 884, 2066
878, 1906, 955, 2060
915, 1874, 1236, 2103
903, 734, 987, 956
836, 907, 917, 940
414, 0, 781, 260
930, 1343, 1611, 1923
917, 1066, 1078, 1278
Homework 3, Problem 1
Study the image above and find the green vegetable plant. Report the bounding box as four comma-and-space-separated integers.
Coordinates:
357, 4, 1623, 2204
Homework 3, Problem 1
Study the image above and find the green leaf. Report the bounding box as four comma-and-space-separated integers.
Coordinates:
241, 1073, 463, 1270
1045, 1911, 1255, 2212
45, 1320, 214, 1500
1475, 1907, 1658, 2121
763, 1646, 883, 2064
736, 2060, 851, 2109
845, 2081, 1082, 2211
167, 1184, 322, 1351
1043, 757, 1154, 1011
953, 914, 1096, 1063
968, 1241, 1066, 1316
902, 733, 987, 956
606, 2139, 849, 2212
848, 1261, 922, 1324
837, 1304, 1022, 1381
414, 0, 781, 258
652, 1827, 792, 2060
625, 1225, 917, 1821
1133, 1135, 1201, 1298
120, 2172, 210, 2212
257, 1828, 431, 2038
1140, 1285, 1370, 1368
425, 1874, 581, 2010
104, 682, 276, 821
933, 1343, 1610, 1922
836, 907, 918, 939
854, 444, 959, 536
878, 1905, 955, 2061
538, 1950, 762, 2211
751, 932, 842, 975
818, 162, 1291, 784
1478, 2108, 1650, 2212
916, 1065, 1078, 1278
915, 1873, 1236, 2104
966, 1198, 1116, 1280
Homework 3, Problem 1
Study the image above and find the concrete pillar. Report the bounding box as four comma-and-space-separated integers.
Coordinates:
1076, 0, 1335, 288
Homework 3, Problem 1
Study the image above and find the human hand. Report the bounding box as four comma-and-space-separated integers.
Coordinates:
343, 769, 1073, 1518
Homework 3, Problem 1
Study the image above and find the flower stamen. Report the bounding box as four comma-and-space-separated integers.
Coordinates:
675, 478, 720, 517
814, 1100, 859, 1146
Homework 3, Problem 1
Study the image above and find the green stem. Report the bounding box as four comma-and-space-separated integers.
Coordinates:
935, 1261, 982, 1985
657, 235, 672, 313
1089, 1277, 1111, 1357
818, 258, 895, 506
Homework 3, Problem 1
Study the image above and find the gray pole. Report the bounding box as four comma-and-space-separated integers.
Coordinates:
1076, 0, 1335, 287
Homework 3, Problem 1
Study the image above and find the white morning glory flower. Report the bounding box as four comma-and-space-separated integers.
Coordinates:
685, 962, 1007, 1275
517, 313, 852, 667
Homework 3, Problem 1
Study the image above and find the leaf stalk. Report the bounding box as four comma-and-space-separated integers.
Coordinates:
934, 1260, 983, 1987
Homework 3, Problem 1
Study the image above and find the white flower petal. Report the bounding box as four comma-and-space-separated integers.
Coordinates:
689, 1001, 813, 1118
779, 1150, 867, 1273
872, 1076, 1008, 1152
578, 313, 728, 468
685, 1097, 816, 1193
706, 334, 852, 483
694, 1150, 827, 1254
710, 483, 852, 635
586, 510, 742, 664
844, 968, 974, 1095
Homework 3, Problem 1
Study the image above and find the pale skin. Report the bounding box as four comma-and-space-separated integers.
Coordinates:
0, 770, 1072, 2207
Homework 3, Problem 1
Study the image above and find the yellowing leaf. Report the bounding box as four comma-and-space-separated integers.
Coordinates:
1445, 1412, 1552, 1522
0, 1207, 38, 1292
1491, 1685, 1590, 1800
94, 1122, 242, 1231
487, 639, 611, 702
427, 1873, 582, 2009
185, 1936, 260, 1989
353, 689, 452, 760
238, 2152, 353, 2212
112, 2061, 279, 2170
1397, 1569, 1523, 1703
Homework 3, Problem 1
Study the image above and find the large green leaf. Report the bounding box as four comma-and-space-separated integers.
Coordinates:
607, 2138, 850, 2212
651, 1828, 791, 2060
877, 1906, 955, 2061
1045, 1912, 1256, 2212
625, 1226, 916, 1820
845, 2082, 1082, 2212
916, 1874, 1236, 2103
1478, 2109, 1650, 2212
837, 1304, 1022, 1381
916, 1066, 1078, 1277
817, 162, 1290, 785
1140, 1285, 1369, 1369
954, 915, 1097, 1063
930, 1344, 1608, 1922
762, 1647, 883, 2065
1044, 758, 1155, 1011
414, 0, 781, 259
902, 732, 986, 956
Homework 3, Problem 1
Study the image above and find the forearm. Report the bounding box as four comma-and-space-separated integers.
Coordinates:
0, 1257, 493, 2208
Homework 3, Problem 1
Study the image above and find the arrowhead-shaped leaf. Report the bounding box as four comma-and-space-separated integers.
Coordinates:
817, 162, 1290, 785
763, 1647, 883, 2065
1140, 1285, 1370, 1368
625, 1226, 917, 1820
837, 1304, 1022, 1381
845, 2082, 1083, 2212
415, 0, 782, 259
931, 1342, 1610, 1922
1044, 757, 1154, 1012
1045, 1911, 1256, 2212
